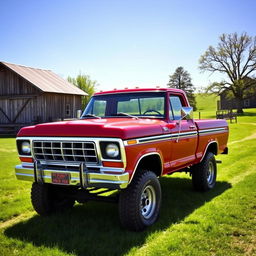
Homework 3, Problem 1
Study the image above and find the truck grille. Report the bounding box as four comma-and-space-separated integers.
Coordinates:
32, 141, 98, 164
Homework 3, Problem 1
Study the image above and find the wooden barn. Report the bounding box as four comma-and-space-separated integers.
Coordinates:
0, 61, 87, 135
219, 89, 256, 110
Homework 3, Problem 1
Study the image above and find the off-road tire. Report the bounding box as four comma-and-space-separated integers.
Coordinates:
31, 183, 75, 216
119, 170, 161, 231
191, 152, 217, 191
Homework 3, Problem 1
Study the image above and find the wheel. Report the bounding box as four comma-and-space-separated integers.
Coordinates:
118, 170, 161, 231
143, 109, 162, 116
31, 183, 75, 216
191, 152, 217, 191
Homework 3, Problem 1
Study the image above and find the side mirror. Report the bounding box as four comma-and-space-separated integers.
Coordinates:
77, 110, 82, 119
181, 107, 193, 120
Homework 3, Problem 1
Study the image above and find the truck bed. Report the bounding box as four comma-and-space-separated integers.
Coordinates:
195, 119, 229, 160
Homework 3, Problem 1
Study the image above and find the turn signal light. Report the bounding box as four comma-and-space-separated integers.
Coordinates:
127, 139, 137, 145
102, 161, 124, 168
19, 157, 33, 163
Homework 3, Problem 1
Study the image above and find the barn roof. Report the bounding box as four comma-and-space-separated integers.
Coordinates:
0, 61, 87, 96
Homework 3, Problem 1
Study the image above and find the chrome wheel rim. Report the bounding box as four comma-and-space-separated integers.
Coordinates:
207, 161, 215, 184
140, 185, 156, 219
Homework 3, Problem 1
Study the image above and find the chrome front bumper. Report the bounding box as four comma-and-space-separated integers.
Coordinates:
15, 164, 129, 189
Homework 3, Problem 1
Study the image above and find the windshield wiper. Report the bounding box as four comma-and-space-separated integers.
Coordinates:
81, 114, 101, 119
116, 112, 139, 119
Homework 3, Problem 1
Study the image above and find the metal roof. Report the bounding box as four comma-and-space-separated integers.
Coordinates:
1, 61, 87, 96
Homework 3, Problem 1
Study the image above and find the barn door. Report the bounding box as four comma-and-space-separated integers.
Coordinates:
9, 98, 31, 123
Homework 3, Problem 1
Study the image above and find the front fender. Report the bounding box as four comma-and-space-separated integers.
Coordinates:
124, 144, 164, 179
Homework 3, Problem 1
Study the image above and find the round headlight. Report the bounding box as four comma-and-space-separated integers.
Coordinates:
106, 143, 119, 158
21, 141, 31, 154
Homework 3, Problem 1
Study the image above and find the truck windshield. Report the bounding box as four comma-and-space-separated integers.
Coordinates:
82, 92, 166, 119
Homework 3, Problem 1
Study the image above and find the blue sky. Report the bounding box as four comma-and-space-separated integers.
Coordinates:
1, 0, 256, 91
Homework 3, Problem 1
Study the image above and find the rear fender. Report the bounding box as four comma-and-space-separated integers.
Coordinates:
200, 141, 218, 162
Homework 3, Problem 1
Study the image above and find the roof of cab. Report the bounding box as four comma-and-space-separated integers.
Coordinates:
94, 87, 185, 96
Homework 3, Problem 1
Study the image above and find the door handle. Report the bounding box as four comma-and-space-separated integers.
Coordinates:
189, 125, 196, 129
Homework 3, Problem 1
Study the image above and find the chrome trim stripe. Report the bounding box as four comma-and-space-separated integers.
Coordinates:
139, 131, 197, 142
16, 172, 34, 177
124, 127, 227, 145
138, 134, 197, 143
199, 127, 226, 133
124, 131, 198, 145
89, 179, 128, 185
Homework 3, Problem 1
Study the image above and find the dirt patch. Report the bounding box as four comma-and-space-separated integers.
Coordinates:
230, 169, 256, 186
229, 133, 256, 145
0, 212, 35, 229
232, 233, 256, 255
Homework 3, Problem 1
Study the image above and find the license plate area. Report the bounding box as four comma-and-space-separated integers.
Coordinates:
51, 172, 70, 185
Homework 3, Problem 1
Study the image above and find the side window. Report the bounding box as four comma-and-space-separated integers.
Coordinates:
244, 99, 250, 107
93, 100, 107, 116
170, 96, 182, 120
65, 104, 71, 117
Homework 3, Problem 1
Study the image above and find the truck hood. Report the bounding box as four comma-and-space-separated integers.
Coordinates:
17, 118, 166, 139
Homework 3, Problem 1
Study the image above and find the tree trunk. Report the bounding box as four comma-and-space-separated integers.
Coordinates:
236, 98, 244, 114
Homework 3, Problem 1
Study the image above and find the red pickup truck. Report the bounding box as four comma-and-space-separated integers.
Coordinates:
15, 88, 229, 231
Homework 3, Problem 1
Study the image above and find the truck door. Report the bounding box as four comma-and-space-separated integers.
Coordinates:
168, 95, 198, 169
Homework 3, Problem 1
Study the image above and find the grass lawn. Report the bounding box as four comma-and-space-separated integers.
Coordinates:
0, 101, 255, 255
194, 93, 220, 119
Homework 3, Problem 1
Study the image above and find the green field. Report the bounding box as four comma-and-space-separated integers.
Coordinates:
194, 93, 220, 119
0, 97, 256, 256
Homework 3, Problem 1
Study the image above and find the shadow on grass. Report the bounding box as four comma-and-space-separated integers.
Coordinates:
0, 135, 16, 138
5, 177, 231, 256
238, 111, 256, 117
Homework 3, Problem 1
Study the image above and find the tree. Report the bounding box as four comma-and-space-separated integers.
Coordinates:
68, 73, 97, 109
199, 32, 256, 113
167, 67, 197, 110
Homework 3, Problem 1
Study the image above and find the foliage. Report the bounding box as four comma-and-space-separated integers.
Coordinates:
68, 73, 97, 109
199, 32, 256, 113
167, 67, 197, 110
